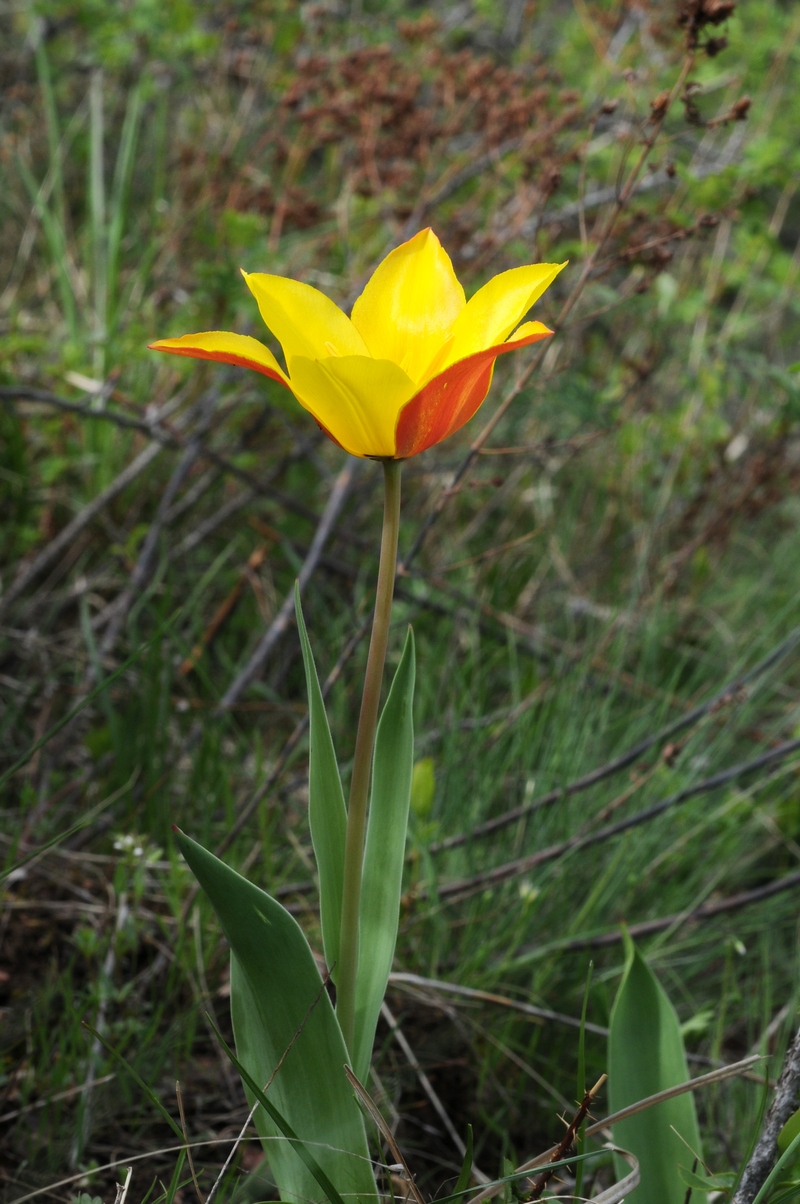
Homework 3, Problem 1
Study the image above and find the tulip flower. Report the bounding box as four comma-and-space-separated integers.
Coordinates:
159, 234, 567, 1204
150, 228, 565, 459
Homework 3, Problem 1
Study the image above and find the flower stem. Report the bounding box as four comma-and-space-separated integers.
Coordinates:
337, 458, 402, 1056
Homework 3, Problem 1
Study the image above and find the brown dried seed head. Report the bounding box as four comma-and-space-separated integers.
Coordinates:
703, 0, 736, 24
649, 90, 671, 119
705, 35, 728, 56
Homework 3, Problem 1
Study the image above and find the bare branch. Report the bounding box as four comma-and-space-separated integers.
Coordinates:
731, 1025, 800, 1204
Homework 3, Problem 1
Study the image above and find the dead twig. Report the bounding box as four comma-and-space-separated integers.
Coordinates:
529, 1074, 607, 1200
0, 438, 163, 618
345, 1066, 426, 1204
387, 973, 608, 1037
521, 870, 800, 957
381, 1000, 490, 1183
431, 737, 800, 903
217, 457, 358, 710
176, 1081, 204, 1204
430, 623, 800, 854
731, 1024, 800, 1204
95, 391, 217, 663
470, 1056, 761, 1204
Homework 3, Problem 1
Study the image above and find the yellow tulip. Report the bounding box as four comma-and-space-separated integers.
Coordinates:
149, 229, 565, 459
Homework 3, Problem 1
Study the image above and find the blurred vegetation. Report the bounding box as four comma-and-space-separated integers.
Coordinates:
1, 0, 800, 1198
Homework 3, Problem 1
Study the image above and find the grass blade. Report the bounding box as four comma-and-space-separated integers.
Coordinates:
295, 583, 348, 981
353, 627, 415, 1083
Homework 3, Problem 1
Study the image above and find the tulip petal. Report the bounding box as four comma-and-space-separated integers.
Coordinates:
148, 331, 289, 384
351, 229, 466, 385
505, 319, 553, 343
443, 262, 566, 369
395, 323, 552, 459
288, 355, 417, 458
243, 272, 368, 365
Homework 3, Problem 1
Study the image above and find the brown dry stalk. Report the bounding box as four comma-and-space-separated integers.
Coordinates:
528, 1074, 607, 1201
731, 1024, 800, 1204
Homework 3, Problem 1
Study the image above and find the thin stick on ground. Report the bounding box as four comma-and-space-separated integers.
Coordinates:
0, 438, 163, 619
380, 1000, 490, 1184
113, 1166, 133, 1204
95, 391, 217, 663
433, 737, 800, 902
176, 1080, 204, 1204
218, 457, 358, 711
345, 1066, 426, 1204
429, 624, 800, 855
387, 973, 609, 1036
523, 869, 800, 956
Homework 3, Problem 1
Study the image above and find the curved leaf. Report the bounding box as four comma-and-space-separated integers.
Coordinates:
608, 932, 703, 1204
295, 584, 347, 981
175, 830, 376, 1204
352, 628, 416, 1082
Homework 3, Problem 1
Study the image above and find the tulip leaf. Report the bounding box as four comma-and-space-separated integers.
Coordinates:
608, 932, 703, 1204
205, 1007, 347, 1204
175, 830, 376, 1204
352, 627, 416, 1083
778, 1106, 800, 1154
295, 584, 347, 981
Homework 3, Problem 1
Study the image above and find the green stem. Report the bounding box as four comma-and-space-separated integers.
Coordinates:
337, 458, 402, 1056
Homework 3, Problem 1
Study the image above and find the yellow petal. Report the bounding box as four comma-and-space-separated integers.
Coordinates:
351, 228, 466, 385
288, 355, 416, 458
443, 262, 566, 369
505, 319, 553, 343
243, 272, 368, 365
148, 330, 288, 383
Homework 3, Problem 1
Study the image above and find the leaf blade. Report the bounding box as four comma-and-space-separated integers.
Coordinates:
295, 584, 348, 980
608, 933, 703, 1204
175, 830, 376, 1204
352, 627, 416, 1083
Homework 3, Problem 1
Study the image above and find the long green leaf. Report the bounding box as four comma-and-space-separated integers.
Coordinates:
295, 584, 347, 981
352, 627, 416, 1083
175, 831, 376, 1204
608, 932, 703, 1204
107, 81, 144, 329
205, 1011, 347, 1204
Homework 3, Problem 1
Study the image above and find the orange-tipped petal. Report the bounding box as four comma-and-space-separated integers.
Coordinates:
443, 262, 566, 368
243, 272, 368, 364
504, 319, 553, 343
351, 229, 466, 385
395, 323, 552, 459
148, 331, 289, 385
287, 354, 417, 458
